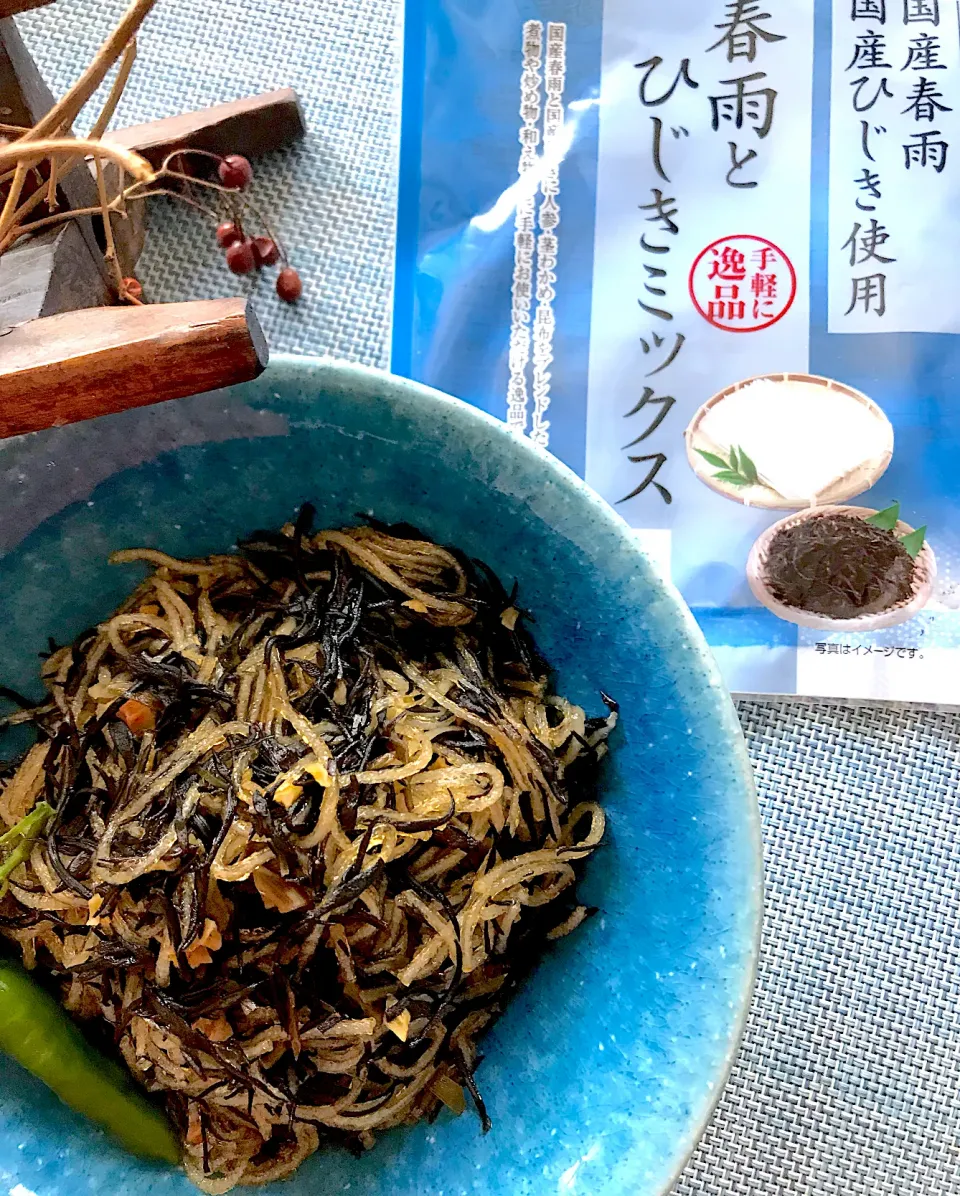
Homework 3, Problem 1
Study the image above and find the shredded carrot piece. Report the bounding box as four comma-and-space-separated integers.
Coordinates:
117, 698, 156, 735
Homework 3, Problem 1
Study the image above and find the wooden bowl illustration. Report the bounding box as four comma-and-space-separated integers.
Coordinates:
746, 505, 936, 632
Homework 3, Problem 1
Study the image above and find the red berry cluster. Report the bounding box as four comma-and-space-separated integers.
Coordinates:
211, 154, 303, 304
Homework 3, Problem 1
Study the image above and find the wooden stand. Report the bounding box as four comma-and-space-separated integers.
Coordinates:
0, 0, 53, 15
0, 0, 306, 433
0, 223, 111, 328
106, 89, 305, 167
0, 297, 268, 438
0, 18, 110, 289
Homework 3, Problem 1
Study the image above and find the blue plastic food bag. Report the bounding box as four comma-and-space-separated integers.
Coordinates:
394, 0, 960, 703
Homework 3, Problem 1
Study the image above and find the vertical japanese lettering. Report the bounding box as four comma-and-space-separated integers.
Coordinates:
530, 23, 567, 448
829, 0, 958, 332
707, 2, 786, 62
506, 21, 543, 434
852, 0, 886, 18
903, 0, 939, 25
587, 0, 814, 538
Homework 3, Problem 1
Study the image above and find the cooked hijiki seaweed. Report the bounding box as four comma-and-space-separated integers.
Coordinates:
0, 511, 615, 1191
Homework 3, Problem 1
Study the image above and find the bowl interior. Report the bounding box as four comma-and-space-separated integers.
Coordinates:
0, 358, 761, 1196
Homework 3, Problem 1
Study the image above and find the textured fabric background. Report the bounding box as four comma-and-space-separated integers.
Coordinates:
17, 3, 960, 1192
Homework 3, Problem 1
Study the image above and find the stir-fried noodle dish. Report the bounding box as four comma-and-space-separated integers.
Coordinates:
0, 512, 615, 1191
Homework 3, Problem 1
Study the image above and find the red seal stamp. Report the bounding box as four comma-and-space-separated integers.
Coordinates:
689, 234, 797, 333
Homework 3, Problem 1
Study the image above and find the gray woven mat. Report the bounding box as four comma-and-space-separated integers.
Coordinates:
677, 700, 960, 1196
18, 3, 960, 1193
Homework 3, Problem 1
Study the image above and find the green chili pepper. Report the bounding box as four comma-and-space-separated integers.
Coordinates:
0, 956, 180, 1163
0, 801, 54, 895
0, 803, 177, 1161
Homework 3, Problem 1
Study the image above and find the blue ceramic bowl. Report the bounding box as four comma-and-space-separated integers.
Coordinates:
0, 358, 761, 1196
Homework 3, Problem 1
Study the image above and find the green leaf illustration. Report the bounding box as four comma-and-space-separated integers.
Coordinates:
696, 444, 761, 489
866, 501, 901, 531
736, 446, 759, 486
900, 526, 927, 560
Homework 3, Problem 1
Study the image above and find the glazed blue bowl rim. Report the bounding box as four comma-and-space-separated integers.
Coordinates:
0, 353, 763, 1194
283, 354, 764, 1189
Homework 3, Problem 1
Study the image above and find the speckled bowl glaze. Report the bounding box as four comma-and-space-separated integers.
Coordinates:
0, 358, 761, 1196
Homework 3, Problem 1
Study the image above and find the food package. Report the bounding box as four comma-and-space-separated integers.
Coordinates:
393, 0, 960, 704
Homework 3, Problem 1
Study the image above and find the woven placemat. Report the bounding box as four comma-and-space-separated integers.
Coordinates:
676, 700, 960, 1196
18, 3, 960, 1193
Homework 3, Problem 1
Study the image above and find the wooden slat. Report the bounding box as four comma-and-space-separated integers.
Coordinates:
0, 221, 110, 330
0, 296, 268, 438
0, 0, 54, 16
0, 14, 53, 125
106, 88, 305, 166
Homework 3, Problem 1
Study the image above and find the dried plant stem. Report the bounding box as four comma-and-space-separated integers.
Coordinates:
0, 161, 28, 242
89, 39, 138, 141
131, 185, 219, 220
0, 163, 50, 191
159, 148, 225, 171
0, 176, 57, 251
94, 156, 123, 293
0, 140, 152, 248
28, 0, 156, 143
157, 165, 243, 200
0, 138, 153, 182
0, 201, 126, 247
1, 145, 64, 239
0, 171, 214, 248
45, 154, 59, 209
